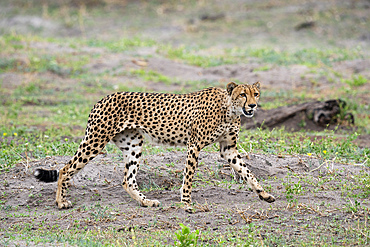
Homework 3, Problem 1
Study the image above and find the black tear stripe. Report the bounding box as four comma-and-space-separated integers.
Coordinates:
34, 169, 59, 183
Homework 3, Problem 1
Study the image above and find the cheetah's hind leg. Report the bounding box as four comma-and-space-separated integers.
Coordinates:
112, 129, 160, 207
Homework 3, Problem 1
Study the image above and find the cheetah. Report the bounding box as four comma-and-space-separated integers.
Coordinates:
34, 81, 275, 209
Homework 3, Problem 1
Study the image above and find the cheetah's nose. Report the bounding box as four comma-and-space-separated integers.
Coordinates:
248, 104, 256, 109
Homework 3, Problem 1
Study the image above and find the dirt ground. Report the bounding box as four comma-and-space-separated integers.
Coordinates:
1, 150, 369, 242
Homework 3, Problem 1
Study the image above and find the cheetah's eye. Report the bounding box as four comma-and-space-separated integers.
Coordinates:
240, 93, 246, 98
254, 93, 259, 97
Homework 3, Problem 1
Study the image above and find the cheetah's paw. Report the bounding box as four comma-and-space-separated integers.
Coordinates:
56, 200, 72, 209
141, 199, 160, 207
258, 191, 275, 203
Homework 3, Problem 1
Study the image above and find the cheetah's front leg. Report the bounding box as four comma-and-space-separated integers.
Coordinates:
220, 142, 275, 203
181, 144, 199, 205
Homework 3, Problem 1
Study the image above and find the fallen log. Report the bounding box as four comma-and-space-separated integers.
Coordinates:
241, 99, 354, 131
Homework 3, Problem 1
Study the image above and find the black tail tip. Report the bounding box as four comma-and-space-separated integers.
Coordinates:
34, 168, 59, 183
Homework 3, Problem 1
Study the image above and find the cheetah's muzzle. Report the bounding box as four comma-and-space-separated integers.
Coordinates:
242, 107, 254, 118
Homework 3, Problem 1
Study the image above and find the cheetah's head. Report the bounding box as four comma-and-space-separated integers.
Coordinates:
226, 81, 261, 118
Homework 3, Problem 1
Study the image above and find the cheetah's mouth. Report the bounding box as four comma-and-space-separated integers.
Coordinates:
242, 107, 254, 118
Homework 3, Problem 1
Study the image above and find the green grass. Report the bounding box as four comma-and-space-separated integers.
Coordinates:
1, 213, 369, 246
128, 68, 174, 85
239, 128, 369, 166
85, 37, 157, 52
0, 127, 80, 170
231, 47, 364, 67
1, 125, 368, 173
160, 45, 236, 67
343, 74, 368, 87
159, 45, 364, 68
0, 34, 91, 76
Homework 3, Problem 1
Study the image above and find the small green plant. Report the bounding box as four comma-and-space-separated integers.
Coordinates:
128, 69, 173, 85
86, 36, 157, 52
282, 174, 305, 203
345, 199, 362, 213
161, 45, 234, 67
253, 65, 271, 72
174, 223, 199, 247
343, 75, 367, 87
89, 204, 113, 222
0, 58, 16, 72
166, 162, 176, 167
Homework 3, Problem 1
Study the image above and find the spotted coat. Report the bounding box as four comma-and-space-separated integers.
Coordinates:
34, 82, 275, 209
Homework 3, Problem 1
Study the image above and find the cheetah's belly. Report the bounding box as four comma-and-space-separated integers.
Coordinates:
138, 128, 189, 147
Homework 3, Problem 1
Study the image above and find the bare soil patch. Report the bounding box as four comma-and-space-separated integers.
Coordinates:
1, 151, 368, 241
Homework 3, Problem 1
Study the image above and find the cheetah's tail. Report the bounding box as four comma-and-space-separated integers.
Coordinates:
34, 168, 59, 183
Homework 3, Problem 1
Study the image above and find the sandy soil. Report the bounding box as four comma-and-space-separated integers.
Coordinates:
1, 150, 368, 239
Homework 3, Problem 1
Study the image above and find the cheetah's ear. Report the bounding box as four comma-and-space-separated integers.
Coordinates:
253, 81, 261, 90
226, 82, 237, 95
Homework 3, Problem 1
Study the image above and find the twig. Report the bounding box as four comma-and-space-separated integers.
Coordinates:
297, 203, 325, 216
365, 208, 368, 229
309, 157, 336, 173
354, 154, 368, 166
359, 230, 370, 240
309, 160, 328, 173
326, 208, 340, 213
59, 211, 75, 220
219, 171, 233, 177
194, 200, 210, 212
306, 205, 324, 216
259, 233, 264, 246
103, 184, 120, 190
234, 206, 278, 224
348, 198, 354, 207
